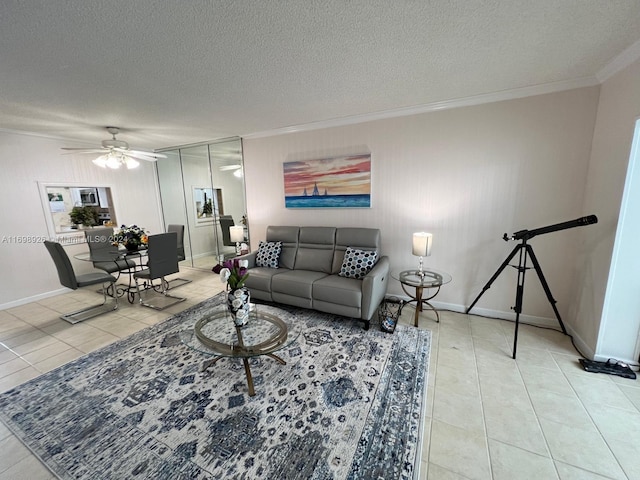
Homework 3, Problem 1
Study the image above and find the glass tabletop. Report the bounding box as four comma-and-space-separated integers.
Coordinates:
391, 268, 452, 288
180, 305, 300, 359
74, 248, 148, 263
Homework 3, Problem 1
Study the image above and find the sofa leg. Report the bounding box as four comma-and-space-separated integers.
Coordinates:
361, 319, 370, 331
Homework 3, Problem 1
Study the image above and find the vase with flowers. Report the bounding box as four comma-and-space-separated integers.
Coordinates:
212, 258, 251, 326
113, 224, 148, 252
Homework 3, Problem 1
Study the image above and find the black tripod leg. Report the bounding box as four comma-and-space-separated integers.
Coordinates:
524, 245, 567, 335
511, 245, 528, 360
466, 244, 523, 314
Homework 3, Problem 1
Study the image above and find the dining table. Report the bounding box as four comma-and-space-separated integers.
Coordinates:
74, 247, 148, 303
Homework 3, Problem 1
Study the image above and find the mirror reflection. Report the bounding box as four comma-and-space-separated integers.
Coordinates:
156, 137, 247, 271
194, 187, 223, 224
45, 186, 117, 233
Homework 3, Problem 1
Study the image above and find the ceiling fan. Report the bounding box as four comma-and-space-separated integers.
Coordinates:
61, 127, 166, 169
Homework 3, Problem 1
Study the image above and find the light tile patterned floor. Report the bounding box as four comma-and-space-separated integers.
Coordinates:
0, 269, 638, 479
417, 312, 640, 480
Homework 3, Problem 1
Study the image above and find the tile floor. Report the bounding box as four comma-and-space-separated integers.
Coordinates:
0, 269, 638, 479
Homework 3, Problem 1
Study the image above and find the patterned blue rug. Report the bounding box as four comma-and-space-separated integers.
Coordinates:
0, 294, 431, 479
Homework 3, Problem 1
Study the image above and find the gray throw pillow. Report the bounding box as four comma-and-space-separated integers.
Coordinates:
339, 247, 378, 279
256, 241, 282, 268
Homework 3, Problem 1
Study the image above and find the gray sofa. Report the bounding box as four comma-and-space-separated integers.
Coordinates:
240, 226, 389, 329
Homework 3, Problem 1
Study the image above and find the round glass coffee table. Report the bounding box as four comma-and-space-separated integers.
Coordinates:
392, 269, 452, 327
180, 305, 299, 396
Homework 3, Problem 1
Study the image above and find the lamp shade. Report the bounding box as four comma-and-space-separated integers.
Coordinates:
412, 232, 432, 257
230, 225, 244, 243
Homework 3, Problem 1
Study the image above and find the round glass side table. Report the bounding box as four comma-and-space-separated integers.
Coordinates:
391, 268, 452, 327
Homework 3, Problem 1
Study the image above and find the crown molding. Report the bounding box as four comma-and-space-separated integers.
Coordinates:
242, 76, 600, 140
597, 38, 640, 83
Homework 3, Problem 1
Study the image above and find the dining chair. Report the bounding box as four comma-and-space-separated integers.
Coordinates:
44, 240, 118, 324
85, 227, 137, 279
219, 215, 235, 247
166, 224, 191, 289
133, 232, 186, 310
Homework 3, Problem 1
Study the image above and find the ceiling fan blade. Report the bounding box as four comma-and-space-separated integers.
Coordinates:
127, 149, 167, 158
111, 148, 164, 160
61, 148, 108, 154
123, 153, 157, 162
62, 126, 167, 162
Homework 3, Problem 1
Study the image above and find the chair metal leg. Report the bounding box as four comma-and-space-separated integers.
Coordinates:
135, 276, 186, 311
96, 270, 122, 295
61, 282, 119, 324
167, 277, 192, 289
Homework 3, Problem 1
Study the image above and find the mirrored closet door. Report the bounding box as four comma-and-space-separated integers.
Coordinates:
155, 137, 247, 270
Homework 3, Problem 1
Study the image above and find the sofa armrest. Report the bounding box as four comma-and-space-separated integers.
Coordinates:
361, 256, 390, 320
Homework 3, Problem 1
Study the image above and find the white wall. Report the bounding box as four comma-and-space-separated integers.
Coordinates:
243, 86, 600, 334
0, 131, 164, 307
575, 57, 640, 363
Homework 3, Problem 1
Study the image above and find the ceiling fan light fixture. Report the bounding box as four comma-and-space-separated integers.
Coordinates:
92, 151, 141, 169
64, 126, 165, 170
92, 154, 109, 168
105, 153, 122, 169
125, 157, 140, 169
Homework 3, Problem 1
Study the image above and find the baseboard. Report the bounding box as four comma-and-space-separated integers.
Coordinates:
0, 288, 69, 311
385, 293, 558, 328
383, 294, 604, 363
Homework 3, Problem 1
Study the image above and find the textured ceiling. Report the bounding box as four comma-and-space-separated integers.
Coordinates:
1, 0, 640, 150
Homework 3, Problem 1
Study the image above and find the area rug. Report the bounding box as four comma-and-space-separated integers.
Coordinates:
0, 294, 431, 480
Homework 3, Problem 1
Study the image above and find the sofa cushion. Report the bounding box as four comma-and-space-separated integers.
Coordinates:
313, 274, 363, 308
294, 227, 336, 273
332, 227, 381, 273
271, 270, 329, 299
266, 226, 299, 270
256, 241, 282, 268
338, 247, 379, 279
243, 267, 282, 293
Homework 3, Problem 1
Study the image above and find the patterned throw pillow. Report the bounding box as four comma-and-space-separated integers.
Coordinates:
255, 241, 282, 268
339, 247, 379, 279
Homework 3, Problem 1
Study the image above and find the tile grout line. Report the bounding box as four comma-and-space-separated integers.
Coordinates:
472, 314, 498, 480
514, 346, 562, 479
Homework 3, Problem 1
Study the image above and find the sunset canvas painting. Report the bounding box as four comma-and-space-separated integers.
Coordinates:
283, 154, 371, 208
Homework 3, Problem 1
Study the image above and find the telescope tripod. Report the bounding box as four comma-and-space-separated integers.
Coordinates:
466, 239, 567, 359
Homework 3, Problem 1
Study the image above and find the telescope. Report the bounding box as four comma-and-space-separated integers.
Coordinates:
503, 215, 598, 242
469, 214, 598, 359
